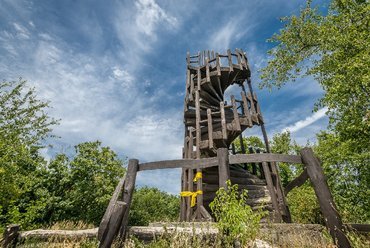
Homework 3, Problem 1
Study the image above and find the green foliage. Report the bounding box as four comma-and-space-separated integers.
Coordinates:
270, 131, 302, 187
129, 187, 180, 226
260, 0, 369, 224
315, 132, 370, 223
260, 0, 370, 150
0, 79, 58, 228
286, 185, 321, 224
43, 141, 126, 226
232, 136, 265, 153
210, 180, 264, 247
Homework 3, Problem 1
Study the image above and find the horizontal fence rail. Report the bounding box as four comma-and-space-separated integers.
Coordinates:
138, 153, 303, 171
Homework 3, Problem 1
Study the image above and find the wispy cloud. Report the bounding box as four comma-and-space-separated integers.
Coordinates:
282, 107, 328, 133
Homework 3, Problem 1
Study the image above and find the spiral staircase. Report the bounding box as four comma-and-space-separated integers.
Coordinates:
181, 49, 289, 222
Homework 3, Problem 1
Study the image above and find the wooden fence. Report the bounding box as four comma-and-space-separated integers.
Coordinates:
2, 148, 362, 248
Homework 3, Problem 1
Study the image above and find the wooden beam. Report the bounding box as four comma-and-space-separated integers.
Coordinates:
220, 101, 227, 140
301, 148, 351, 248
231, 95, 241, 131
216, 53, 221, 76
119, 159, 139, 238
241, 91, 252, 127
227, 49, 233, 72
207, 109, 213, 149
98, 175, 126, 241
218, 148, 230, 189
284, 168, 308, 196
262, 162, 282, 222
195, 90, 201, 159
229, 154, 303, 164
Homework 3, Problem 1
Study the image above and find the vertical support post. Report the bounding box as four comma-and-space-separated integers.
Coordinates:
231, 95, 241, 131
187, 129, 194, 221
220, 101, 227, 140
241, 91, 252, 127
227, 49, 233, 72
119, 159, 139, 238
206, 58, 210, 83
195, 90, 201, 159
216, 53, 221, 76
217, 148, 230, 189
207, 109, 213, 149
300, 148, 351, 248
262, 162, 282, 223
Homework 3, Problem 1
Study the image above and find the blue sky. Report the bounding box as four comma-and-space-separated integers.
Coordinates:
0, 0, 329, 194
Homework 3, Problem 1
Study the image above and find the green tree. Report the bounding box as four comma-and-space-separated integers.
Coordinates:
65, 141, 126, 225
260, 0, 370, 150
260, 0, 369, 223
270, 131, 302, 186
232, 136, 265, 153
0, 79, 58, 228
129, 187, 180, 226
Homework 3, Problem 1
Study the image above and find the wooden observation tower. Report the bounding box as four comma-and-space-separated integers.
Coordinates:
181, 49, 291, 222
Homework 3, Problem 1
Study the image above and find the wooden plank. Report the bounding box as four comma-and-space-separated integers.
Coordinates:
119, 159, 139, 238
195, 90, 201, 159
98, 175, 126, 241
186, 168, 194, 221
227, 49, 233, 72
216, 53, 221, 76
189, 128, 194, 159
189, 73, 194, 101
220, 101, 227, 140
99, 201, 127, 248
241, 91, 252, 127
262, 162, 282, 222
301, 148, 351, 248
207, 109, 213, 149
218, 148, 230, 189
229, 154, 303, 164
236, 49, 243, 70
345, 223, 370, 233
284, 168, 308, 196
206, 58, 210, 83
180, 168, 188, 221
138, 157, 218, 171
231, 95, 241, 131
247, 92, 259, 124
253, 93, 264, 123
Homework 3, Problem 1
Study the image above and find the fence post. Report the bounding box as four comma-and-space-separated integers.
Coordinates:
2, 224, 20, 248
300, 148, 351, 248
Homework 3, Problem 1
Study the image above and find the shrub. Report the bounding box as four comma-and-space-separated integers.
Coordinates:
209, 180, 265, 247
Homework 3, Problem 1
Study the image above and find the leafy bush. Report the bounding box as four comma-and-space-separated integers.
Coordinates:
209, 180, 265, 247
129, 187, 180, 226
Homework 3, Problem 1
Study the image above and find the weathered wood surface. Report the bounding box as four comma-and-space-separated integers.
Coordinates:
217, 148, 230, 188
301, 148, 351, 248
284, 168, 308, 196
2, 224, 20, 248
119, 159, 139, 238
139, 153, 303, 172
98, 175, 126, 240
20, 228, 98, 240
261, 162, 282, 223
345, 223, 370, 233
229, 154, 303, 165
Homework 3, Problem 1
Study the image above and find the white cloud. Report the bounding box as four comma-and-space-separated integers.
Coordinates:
13, 22, 30, 39
208, 18, 251, 52
135, 0, 178, 37
282, 107, 328, 133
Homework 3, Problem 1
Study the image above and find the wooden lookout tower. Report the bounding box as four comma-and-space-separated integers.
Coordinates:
181, 49, 291, 222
